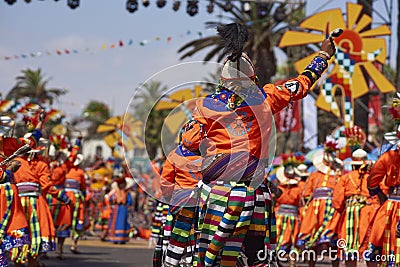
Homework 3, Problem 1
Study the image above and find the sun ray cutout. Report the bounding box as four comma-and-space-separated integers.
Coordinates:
278, 2, 395, 127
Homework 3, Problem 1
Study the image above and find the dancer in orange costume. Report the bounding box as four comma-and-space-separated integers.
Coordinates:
12, 110, 64, 267
161, 120, 203, 267
297, 137, 343, 267
47, 142, 72, 260
0, 117, 35, 267
366, 92, 400, 267
64, 137, 86, 254
13, 148, 57, 267
180, 23, 339, 267
295, 163, 310, 221
274, 153, 304, 260
332, 149, 380, 267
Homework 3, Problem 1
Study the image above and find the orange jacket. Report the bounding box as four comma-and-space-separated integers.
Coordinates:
50, 163, 68, 186
191, 75, 311, 159
66, 166, 86, 192
276, 184, 302, 207
332, 170, 370, 212
303, 171, 339, 198
160, 145, 202, 195
14, 156, 53, 196
368, 150, 400, 189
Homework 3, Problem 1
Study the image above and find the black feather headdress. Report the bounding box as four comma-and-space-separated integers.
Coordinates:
217, 23, 248, 62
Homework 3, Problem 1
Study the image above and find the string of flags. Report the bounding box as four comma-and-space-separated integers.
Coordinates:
0, 100, 63, 122
0, 29, 214, 61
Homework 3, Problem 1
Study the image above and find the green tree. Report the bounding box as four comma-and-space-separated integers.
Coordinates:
178, 1, 305, 85
134, 80, 170, 160
6, 68, 67, 105
79, 100, 111, 136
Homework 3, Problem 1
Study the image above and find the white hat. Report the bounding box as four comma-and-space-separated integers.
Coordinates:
0, 116, 14, 136
312, 150, 343, 175
220, 53, 256, 81
67, 151, 84, 166
384, 124, 400, 147
111, 177, 134, 191
294, 163, 310, 178
276, 166, 300, 185
73, 154, 84, 166
220, 53, 258, 91
350, 148, 368, 165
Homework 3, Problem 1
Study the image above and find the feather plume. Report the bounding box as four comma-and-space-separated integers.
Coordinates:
217, 23, 248, 61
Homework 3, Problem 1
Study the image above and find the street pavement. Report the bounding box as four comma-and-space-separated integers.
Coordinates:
16, 237, 154, 267
9, 237, 366, 267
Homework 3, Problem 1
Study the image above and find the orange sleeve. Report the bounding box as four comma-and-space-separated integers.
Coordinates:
160, 155, 176, 197
332, 174, 346, 212
37, 161, 52, 196
275, 185, 285, 205
264, 75, 311, 114
186, 102, 208, 152
303, 172, 315, 198
80, 169, 86, 192
368, 153, 388, 189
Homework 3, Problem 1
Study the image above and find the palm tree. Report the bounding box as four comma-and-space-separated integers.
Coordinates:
134, 80, 170, 159
178, 1, 305, 85
74, 100, 111, 137
6, 68, 67, 105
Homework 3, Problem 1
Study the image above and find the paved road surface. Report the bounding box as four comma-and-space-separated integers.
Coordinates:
8, 237, 366, 267
11, 237, 154, 267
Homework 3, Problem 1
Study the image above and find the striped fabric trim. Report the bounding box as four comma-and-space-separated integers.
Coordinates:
164, 206, 197, 266
219, 187, 254, 267
201, 152, 262, 184
71, 192, 84, 238
0, 184, 14, 240
276, 213, 296, 252
344, 204, 362, 253
307, 198, 335, 248
20, 196, 41, 257
204, 185, 248, 266
381, 201, 400, 266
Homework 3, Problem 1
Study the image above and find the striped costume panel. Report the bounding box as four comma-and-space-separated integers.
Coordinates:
308, 198, 335, 248
381, 201, 400, 267
20, 196, 41, 257
219, 187, 255, 267
165, 204, 198, 266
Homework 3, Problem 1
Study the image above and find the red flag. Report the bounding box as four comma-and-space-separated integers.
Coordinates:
275, 101, 301, 133
119, 40, 124, 47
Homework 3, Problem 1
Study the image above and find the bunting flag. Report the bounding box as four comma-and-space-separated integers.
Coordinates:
0, 28, 215, 62
274, 101, 301, 133
0, 100, 63, 122
303, 95, 318, 150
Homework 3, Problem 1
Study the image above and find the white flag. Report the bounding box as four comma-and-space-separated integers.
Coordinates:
303, 95, 318, 149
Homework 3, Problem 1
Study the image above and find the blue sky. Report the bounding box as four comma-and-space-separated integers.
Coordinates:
0, 0, 397, 121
